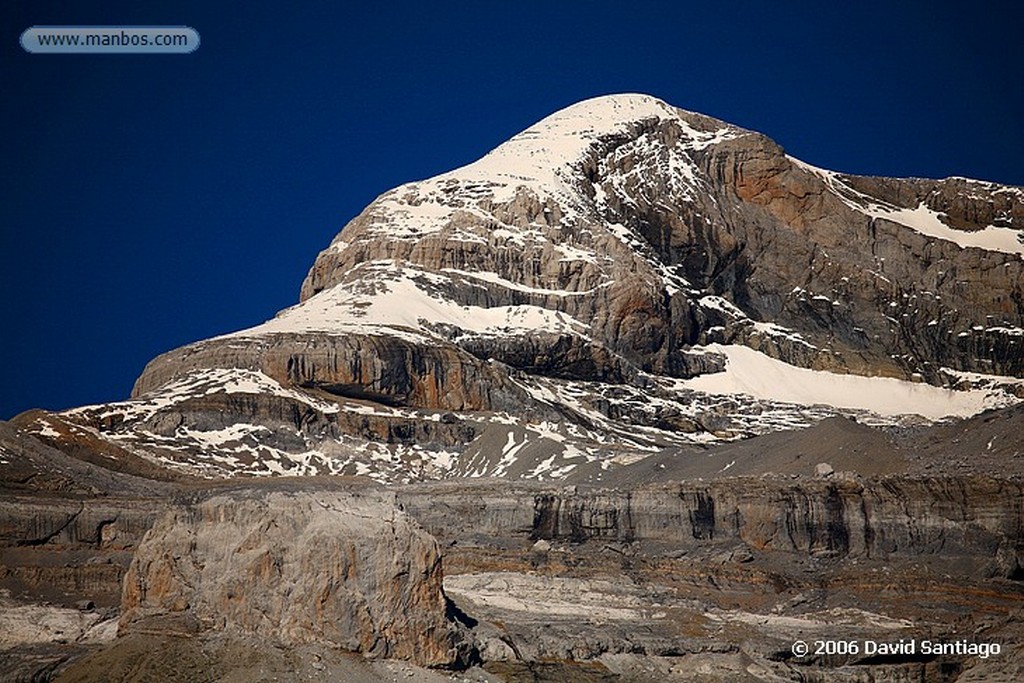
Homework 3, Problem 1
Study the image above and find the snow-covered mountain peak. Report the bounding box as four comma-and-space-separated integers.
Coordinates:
463, 93, 736, 188
26, 95, 1023, 486
318, 94, 745, 249
285, 95, 1024, 413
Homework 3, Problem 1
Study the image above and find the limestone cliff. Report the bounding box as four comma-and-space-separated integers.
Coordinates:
119, 486, 464, 667
400, 476, 1024, 566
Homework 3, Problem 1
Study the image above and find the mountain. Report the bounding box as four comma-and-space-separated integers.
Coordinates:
5, 94, 1024, 683
13, 94, 1021, 485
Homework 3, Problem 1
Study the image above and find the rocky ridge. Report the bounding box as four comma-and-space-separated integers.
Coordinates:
11, 94, 1024, 484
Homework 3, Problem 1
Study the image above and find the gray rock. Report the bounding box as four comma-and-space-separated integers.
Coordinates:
119, 486, 465, 667
530, 539, 551, 554
12, 94, 1024, 486
400, 476, 1023, 562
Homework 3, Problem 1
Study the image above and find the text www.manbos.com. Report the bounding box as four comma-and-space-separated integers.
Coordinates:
21, 26, 200, 54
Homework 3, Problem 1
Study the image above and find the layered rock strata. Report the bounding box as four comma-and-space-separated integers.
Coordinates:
400, 476, 1024, 567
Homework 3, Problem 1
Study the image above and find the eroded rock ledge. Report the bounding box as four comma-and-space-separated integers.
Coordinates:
400, 476, 1024, 566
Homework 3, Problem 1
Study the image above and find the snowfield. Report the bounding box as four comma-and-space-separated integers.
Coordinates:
679, 344, 1014, 420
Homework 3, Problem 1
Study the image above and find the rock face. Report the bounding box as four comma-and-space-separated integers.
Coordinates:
291, 97, 1024, 385
400, 476, 1024, 565
5, 468, 1024, 681
15, 93, 1024, 483
119, 486, 462, 667
401, 477, 1024, 682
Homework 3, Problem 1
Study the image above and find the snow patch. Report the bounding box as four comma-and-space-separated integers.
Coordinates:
868, 204, 1024, 255
680, 344, 1016, 419
32, 421, 62, 439
235, 263, 590, 341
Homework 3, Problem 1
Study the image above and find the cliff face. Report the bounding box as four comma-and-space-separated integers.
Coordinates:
399, 476, 1024, 566
0, 495, 164, 610
130, 333, 534, 414
399, 477, 1024, 682
4, 467, 1024, 680
119, 487, 465, 667
14, 94, 1024, 483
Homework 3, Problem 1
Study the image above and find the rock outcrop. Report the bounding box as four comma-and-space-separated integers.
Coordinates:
0, 429, 172, 613
5, 445, 1024, 680
119, 485, 464, 668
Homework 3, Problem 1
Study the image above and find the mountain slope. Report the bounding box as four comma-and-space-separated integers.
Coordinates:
14, 94, 1024, 483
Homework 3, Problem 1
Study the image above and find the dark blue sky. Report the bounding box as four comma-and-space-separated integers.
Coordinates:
2, 1, 1022, 419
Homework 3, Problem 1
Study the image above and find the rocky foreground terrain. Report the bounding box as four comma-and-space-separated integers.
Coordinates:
3, 94, 1024, 681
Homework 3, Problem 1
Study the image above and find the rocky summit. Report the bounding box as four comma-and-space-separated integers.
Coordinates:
3, 94, 1024, 682
14, 94, 1024, 484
